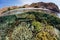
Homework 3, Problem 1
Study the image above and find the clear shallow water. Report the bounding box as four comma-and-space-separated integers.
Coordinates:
0, 11, 60, 40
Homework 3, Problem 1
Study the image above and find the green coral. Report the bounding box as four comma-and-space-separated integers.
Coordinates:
32, 21, 44, 31
26, 14, 35, 20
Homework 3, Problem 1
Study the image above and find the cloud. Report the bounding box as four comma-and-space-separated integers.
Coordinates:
59, 7, 60, 9
57, 0, 60, 1
18, 0, 40, 5
17, 0, 60, 8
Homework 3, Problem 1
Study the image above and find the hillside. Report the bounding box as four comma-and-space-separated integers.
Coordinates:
0, 2, 60, 15
24, 2, 59, 12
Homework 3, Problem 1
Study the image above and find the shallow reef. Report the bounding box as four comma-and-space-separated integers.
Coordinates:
0, 11, 60, 40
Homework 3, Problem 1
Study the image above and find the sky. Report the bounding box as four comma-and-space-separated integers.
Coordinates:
0, 0, 60, 9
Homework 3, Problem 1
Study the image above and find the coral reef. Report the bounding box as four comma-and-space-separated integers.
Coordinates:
0, 11, 60, 40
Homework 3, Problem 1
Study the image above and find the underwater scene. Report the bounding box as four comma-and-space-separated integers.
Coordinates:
0, 11, 60, 40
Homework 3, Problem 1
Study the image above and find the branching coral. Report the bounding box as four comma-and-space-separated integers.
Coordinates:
32, 21, 44, 31
35, 31, 57, 40
10, 26, 33, 40
31, 20, 58, 40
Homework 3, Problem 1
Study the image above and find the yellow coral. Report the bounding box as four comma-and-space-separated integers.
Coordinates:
35, 30, 57, 40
